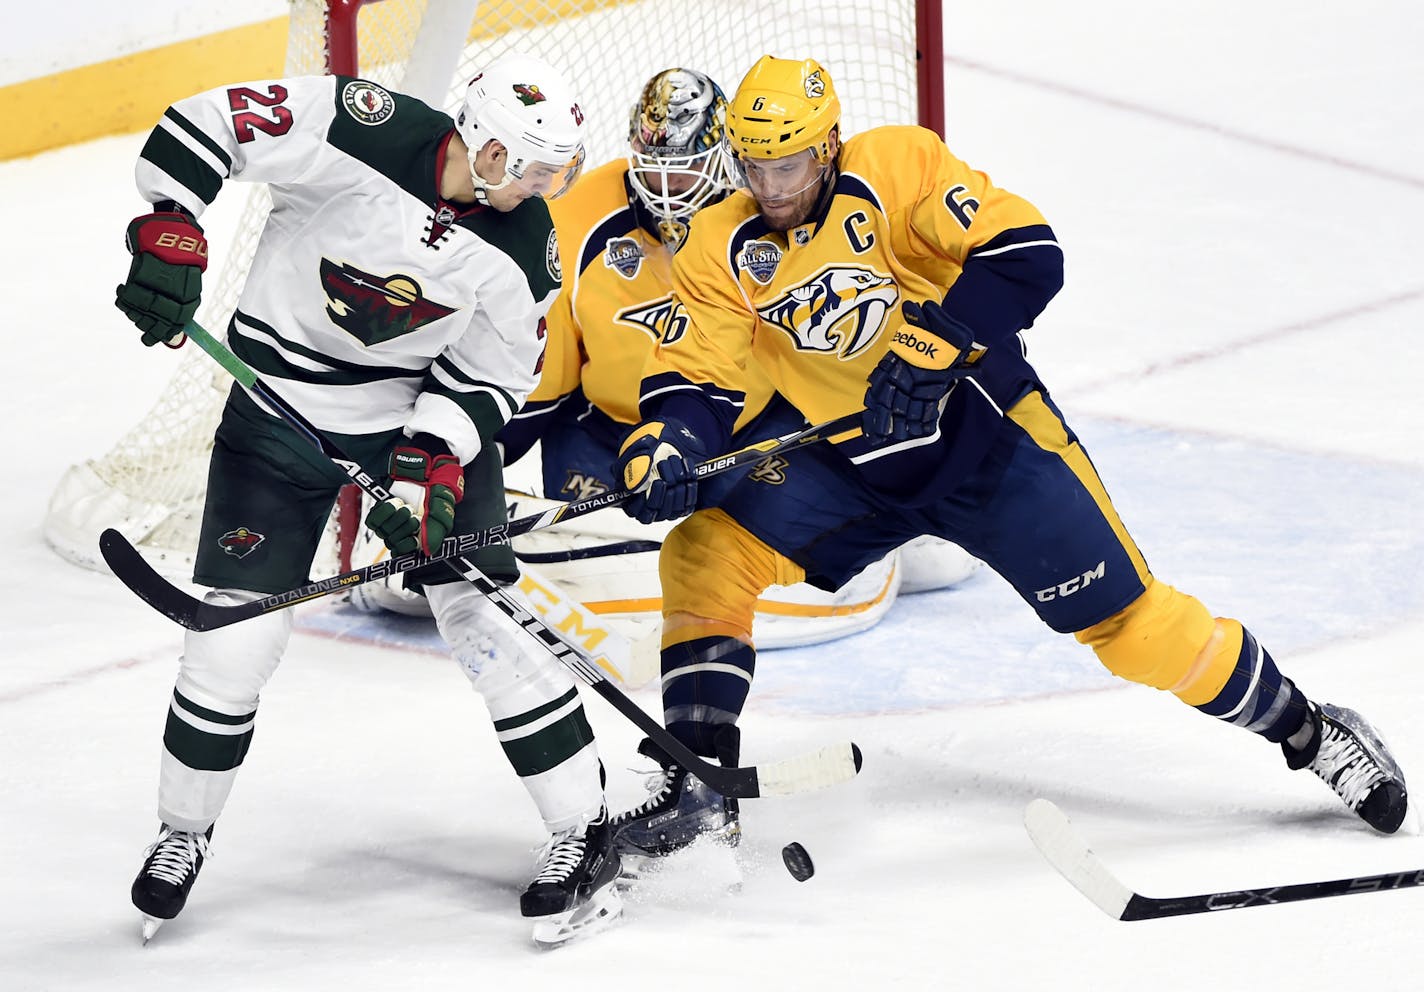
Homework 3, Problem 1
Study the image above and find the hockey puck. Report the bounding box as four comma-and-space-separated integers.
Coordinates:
781, 842, 814, 882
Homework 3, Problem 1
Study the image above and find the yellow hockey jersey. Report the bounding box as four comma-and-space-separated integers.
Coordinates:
639, 125, 1065, 505
499, 158, 773, 464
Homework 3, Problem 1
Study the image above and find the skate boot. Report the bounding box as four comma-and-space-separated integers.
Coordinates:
131, 823, 214, 942
522, 809, 623, 947
1283, 702, 1408, 834
611, 726, 741, 859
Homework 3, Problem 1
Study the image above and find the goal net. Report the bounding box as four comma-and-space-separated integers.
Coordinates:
47, 0, 942, 579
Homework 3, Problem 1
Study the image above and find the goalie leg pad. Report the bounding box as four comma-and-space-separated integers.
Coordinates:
159, 588, 293, 830
427, 583, 604, 833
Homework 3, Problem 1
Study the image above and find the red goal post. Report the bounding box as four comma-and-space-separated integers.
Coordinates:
45, 0, 944, 580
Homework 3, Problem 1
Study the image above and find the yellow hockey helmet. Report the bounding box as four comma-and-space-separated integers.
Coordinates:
725, 56, 840, 162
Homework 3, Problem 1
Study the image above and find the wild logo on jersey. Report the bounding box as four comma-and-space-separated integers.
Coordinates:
756, 265, 897, 360
320, 259, 457, 345
218, 527, 265, 559
616, 294, 690, 344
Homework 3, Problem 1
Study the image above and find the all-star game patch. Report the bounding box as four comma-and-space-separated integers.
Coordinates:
342, 81, 396, 126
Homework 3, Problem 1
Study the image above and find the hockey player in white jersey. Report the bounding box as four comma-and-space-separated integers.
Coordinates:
113, 55, 620, 946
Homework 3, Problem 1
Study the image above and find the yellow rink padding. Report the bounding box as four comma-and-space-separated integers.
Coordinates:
3, 0, 633, 162
1, 19, 288, 161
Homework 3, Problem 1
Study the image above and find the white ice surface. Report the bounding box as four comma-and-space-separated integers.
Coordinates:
3, 2, 1424, 989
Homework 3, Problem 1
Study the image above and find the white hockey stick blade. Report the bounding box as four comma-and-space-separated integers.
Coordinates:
754, 742, 864, 798
1023, 798, 1134, 919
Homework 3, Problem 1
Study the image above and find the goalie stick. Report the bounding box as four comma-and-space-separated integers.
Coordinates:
101, 320, 863, 800
100, 418, 860, 633
1024, 798, 1424, 920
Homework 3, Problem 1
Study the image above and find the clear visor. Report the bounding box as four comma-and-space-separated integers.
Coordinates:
725, 145, 826, 204
628, 143, 729, 223
507, 146, 586, 199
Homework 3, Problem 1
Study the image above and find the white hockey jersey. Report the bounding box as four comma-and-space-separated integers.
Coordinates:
134, 75, 561, 464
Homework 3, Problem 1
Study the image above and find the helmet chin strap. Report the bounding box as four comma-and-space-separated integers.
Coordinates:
466, 143, 516, 204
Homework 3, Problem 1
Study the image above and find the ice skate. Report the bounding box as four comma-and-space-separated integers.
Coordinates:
131, 824, 214, 943
1284, 703, 1408, 834
522, 810, 623, 948
611, 728, 741, 869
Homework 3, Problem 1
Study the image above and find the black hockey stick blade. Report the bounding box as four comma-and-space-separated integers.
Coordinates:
1024, 798, 1424, 920
98, 528, 258, 629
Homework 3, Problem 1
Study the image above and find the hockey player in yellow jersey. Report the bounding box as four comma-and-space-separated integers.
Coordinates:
498, 67, 775, 492
610, 55, 1408, 854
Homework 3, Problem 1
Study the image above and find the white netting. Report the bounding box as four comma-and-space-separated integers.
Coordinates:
46, 0, 931, 579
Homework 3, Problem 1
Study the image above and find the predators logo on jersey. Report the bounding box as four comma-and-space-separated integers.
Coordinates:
319, 259, 458, 346
616, 294, 689, 345
756, 265, 896, 360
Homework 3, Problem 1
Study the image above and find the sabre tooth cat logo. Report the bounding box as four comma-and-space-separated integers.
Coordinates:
803, 70, 826, 99
737, 239, 783, 285
341, 81, 396, 125
616, 294, 690, 345
756, 265, 897, 360
218, 527, 265, 559
603, 237, 645, 279
320, 259, 457, 345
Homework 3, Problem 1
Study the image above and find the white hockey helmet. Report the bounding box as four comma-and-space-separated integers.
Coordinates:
626, 68, 732, 245
456, 53, 587, 200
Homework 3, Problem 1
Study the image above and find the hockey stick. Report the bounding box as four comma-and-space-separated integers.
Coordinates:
101, 320, 863, 799
100, 415, 859, 633
1024, 798, 1424, 920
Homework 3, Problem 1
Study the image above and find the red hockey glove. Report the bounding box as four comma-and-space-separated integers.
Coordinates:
364, 444, 465, 555
114, 210, 208, 347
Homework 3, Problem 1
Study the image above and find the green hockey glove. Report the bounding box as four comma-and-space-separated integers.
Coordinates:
114, 210, 208, 347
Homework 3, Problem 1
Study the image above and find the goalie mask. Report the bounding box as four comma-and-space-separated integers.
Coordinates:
627, 68, 732, 245
457, 53, 587, 201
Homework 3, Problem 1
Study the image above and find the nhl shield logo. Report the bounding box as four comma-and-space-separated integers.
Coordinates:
603, 237, 644, 279
218, 527, 265, 559
737, 239, 783, 285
